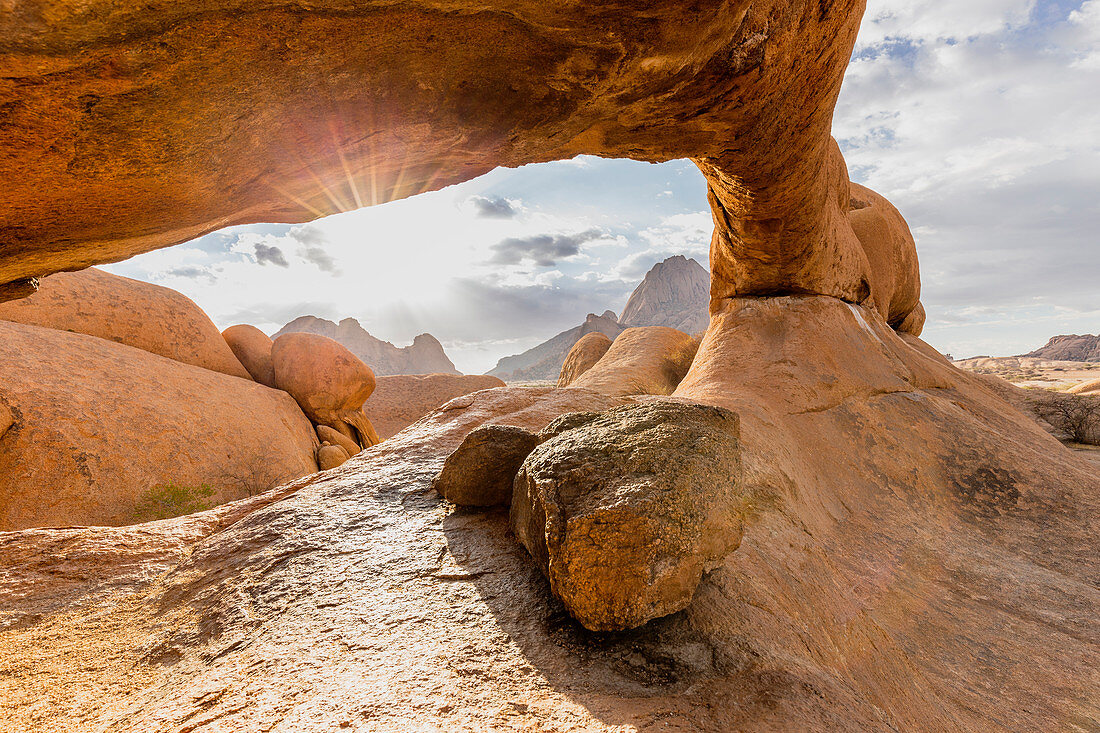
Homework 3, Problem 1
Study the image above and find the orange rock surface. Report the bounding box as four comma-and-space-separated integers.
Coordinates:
0, 268, 251, 379
221, 324, 278, 387
556, 332, 612, 387
271, 332, 378, 447
0, 320, 318, 530
570, 327, 699, 397
363, 373, 506, 440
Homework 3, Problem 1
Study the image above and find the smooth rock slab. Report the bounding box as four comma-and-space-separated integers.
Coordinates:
512, 401, 743, 631
433, 425, 538, 507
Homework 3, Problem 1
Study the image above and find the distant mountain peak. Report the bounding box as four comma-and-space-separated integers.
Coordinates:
1023, 334, 1100, 362
487, 256, 709, 381
619, 255, 709, 335
274, 316, 459, 376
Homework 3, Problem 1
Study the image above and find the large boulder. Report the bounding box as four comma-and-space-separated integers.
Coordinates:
0, 268, 251, 379
512, 402, 743, 631
271, 332, 378, 448
569, 326, 699, 397
432, 425, 538, 507
557, 332, 613, 387
363, 374, 506, 440
848, 181, 923, 335
222, 324, 277, 388
0, 320, 318, 530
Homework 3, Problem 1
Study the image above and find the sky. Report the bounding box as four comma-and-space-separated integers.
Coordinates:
104, 0, 1100, 373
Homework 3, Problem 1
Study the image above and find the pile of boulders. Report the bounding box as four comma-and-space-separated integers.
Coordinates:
433, 401, 743, 632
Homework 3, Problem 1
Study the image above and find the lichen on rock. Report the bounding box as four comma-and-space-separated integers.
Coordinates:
512, 401, 743, 631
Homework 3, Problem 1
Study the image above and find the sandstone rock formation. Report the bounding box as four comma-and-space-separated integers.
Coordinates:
570, 327, 700, 397
275, 316, 459, 376
0, 320, 318, 530
433, 425, 538, 507
271, 332, 379, 448
2, 1, 1097, 729
0, 268, 251, 379
556, 332, 613, 387
1024, 334, 1100, 362
489, 312, 623, 381
221, 324, 278, 388
316, 424, 361, 457
512, 402, 743, 631
847, 182, 923, 334
619, 256, 710, 335
317, 444, 351, 470
363, 373, 506, 439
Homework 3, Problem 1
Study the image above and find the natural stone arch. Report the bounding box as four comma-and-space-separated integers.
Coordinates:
1, 0, 875, 314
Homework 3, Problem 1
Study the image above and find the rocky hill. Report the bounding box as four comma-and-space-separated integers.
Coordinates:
1023, 334, 1100, 362
274, 316, 459, 376
488, 311, 623, 381
488, 256, 710, 381
619, 255, 709, 334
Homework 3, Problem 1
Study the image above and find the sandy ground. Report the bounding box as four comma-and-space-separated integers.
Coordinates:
954, 357, 1100, 390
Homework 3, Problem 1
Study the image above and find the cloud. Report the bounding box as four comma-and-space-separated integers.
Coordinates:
253, 243, 289, 267
487, 228, 605, 267
285, 225, 339, 273
469, 195, 520, 219
162, 265, 216, 281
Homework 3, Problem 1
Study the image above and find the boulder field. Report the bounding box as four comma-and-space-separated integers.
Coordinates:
0, 268, 252, 379
0, 320, 318, 530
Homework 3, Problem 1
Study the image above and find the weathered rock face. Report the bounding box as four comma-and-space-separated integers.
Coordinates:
271, 332, 378, 447
275, 316, 459, 376
433, 425, 538, 507
489, 311, 624, 382
2, 1, 871, 307
556, 332, 612, 387
0, 320, 318, 530
619, 256, 710, 335
0, 268, 251, 379
512, 402, 743, 631
1025, 334, 1100, 362
2, 346, 1094, 730
362, 373, 506, 440
570, 326, 700, 397
221, 324, 277, 388
848, 182, 923, 334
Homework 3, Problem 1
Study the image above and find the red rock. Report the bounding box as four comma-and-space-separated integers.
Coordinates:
0, 268, 251, 379
570, 327, 700, 397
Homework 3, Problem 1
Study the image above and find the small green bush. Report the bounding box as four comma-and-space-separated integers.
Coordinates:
131, 481, 217, 522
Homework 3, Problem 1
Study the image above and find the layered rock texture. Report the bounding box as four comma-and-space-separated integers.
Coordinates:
619, 256, 709, 334
0, 321, 318, 530
0, 268, 251, 379
489, 312, 623, 381
275, 316, 458, 376
362, 373, 506, 439
1024, 334, 1100, 362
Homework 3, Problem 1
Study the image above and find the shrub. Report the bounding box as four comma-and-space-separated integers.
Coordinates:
130, 481, 217, 522
1033, 394, 1100, 446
